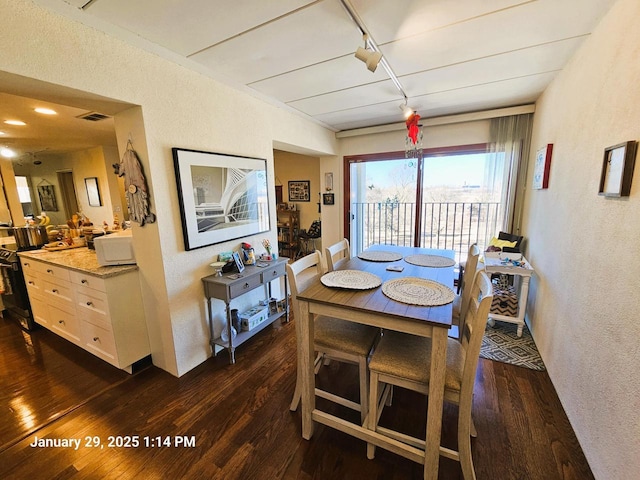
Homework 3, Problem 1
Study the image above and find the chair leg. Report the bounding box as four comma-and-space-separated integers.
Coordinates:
358, 357, 369, 425
458, 403, 477, 480
290, 366, 302, 411
367, 372, 379, 460
470, 415, 477, 438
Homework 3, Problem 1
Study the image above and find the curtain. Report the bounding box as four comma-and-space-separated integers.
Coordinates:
483, 113, 533, 242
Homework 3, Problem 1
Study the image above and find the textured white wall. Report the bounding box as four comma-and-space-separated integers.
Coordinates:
522, 0, 640, 478
0, 0, 337, 376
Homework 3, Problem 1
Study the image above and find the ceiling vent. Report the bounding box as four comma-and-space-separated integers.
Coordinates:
77, 111, 110, 121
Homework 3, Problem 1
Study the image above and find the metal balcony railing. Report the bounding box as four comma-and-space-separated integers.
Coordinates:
350, 201, 501, 263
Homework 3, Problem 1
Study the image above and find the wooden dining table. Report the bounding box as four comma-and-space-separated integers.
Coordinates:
295, 245, 455, 480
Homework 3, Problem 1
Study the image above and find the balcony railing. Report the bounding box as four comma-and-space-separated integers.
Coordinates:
350, 201, 501, 263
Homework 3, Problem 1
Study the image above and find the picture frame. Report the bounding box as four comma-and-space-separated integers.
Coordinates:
599, 141, 637, 197
232, 251, 245, 273
324, 172, 334, 191
37, 184, 58, 211
84, 177, 102, 206
322, 193, 335, 205
288, 180, 310, 202
172, 148, 271, 250
532, 144, 553, 190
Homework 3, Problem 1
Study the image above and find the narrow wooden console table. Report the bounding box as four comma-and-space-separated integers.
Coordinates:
202, 257, 289, 364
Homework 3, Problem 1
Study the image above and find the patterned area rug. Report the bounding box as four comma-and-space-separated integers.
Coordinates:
480, 321, 546, 371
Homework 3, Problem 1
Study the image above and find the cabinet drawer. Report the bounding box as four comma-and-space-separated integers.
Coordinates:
48, 303, 80, 344
261, 262, 285, 283
69, 270, 106, 292
82, 322, 117, 364
24, 273, 44, 297
76, 289, 111, 331
42, 279, 75, 309
39, 263, 71, 283
30, 294, 50, 327
229, 275, 262, 298
20, 258, 45, 275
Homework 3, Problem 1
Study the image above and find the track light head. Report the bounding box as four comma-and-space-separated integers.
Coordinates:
354, 35, 382, 73
399, 103, 414, 118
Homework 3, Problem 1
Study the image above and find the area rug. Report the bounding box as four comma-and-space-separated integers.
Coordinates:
480, 321, 546, 371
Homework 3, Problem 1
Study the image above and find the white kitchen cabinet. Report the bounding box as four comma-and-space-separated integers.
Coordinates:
20, 252, 150, 373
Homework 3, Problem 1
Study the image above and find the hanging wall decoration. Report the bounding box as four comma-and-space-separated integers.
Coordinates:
113, 139, 156, 226
405, 111, 423, 159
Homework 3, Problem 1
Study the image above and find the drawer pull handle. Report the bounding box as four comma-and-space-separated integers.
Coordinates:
93, 337, 99, 342
272, 270, 277, 275
58, 320, 65, 325
86, 301, 93, 306
28, 281, 34, 285
81, 279, 88, 284
52, 289, 59, 294
47, 269, 53, 274
243, 282, 250, 289
24, 262, 29, 267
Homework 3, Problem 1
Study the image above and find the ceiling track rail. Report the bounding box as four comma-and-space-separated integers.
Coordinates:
338, 0, 408, 103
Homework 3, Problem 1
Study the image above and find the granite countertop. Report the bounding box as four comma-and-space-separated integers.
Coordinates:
18, 247, 138, 278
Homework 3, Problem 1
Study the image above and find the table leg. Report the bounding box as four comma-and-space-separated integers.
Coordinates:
299, 300, 315, 440
424, 327, 448, 480
516, 275, 531, 338
225, 303, 236, 364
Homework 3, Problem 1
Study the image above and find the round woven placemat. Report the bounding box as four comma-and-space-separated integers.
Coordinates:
357, 250, 403, 262
321, 270, 382, 290
382, 277, 455, 306
404, 254, 455, 268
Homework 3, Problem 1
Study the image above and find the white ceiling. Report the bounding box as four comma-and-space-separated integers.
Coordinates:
1, 0, 617, 159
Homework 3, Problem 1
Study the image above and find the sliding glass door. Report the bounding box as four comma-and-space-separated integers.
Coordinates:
346, 144, 507, 261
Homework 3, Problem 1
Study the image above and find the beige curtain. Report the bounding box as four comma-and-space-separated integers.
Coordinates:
483, 113, 533, 241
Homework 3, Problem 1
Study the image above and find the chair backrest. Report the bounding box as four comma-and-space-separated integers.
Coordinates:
459, 244, 480, 321
286, 250, 324, 317
458, 270, 493, 401
325, 238, 350, 272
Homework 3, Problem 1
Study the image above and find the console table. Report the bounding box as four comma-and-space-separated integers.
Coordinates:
483, 252, 534, 337
202, 257, 289, 364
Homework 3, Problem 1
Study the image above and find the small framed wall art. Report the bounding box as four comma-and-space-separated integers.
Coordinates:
322, 193, 335, 205
288, 180, 310, 202
532, 144, 553, 190
598, 141, 638, 197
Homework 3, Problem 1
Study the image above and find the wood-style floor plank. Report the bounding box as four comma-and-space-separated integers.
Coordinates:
0, 316, 594, 479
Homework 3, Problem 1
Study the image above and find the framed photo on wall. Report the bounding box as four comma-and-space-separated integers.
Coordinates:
322, 193, 335, 205
598, 141, 637, 197
172, 148, 271, 250
37, 184, 58, 211
288, 180, 310, 202
85, 177, 102, 206
532, 144, 553, 190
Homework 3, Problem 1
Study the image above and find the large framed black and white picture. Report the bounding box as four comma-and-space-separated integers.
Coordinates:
172, 148, 271, 250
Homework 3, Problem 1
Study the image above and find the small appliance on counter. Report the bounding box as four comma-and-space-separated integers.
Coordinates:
93, 230, 136, 266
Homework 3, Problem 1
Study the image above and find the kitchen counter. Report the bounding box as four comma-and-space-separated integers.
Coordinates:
18, 247, 138, 278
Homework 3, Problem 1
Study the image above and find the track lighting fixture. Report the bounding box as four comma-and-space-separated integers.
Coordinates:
354, 34, 382, 73
399, 102, 414, 118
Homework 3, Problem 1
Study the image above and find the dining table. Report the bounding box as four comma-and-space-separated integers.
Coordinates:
295, 244, 455, 480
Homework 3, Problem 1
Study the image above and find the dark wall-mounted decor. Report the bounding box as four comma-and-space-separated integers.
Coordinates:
288, 180, 310, 202
84, 177, 102, 206
598, 141, 637, 197
322, 193, 335, 205
37, 184, 58, 211
173, 148, 271, 250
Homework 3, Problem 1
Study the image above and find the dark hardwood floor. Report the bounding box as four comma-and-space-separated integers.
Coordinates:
0, 315, 594, 479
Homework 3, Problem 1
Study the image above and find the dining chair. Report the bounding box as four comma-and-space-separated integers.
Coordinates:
451, 243, 480, 340
325, 238, 350, 272
366, 270, 493, 480
287, 250, 380, 423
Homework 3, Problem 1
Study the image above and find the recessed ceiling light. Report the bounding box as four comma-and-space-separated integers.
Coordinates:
34, 107, 57, 115
4, 120, 26, 126
0, 147, 17, 158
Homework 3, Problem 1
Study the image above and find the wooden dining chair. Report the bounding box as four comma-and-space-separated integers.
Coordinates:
451, 243, 480, 340
287, 250, 380, 423
324, 238, 350, 272
366, 270, 493, 480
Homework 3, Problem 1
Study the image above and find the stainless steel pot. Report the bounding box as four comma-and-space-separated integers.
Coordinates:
13, 226, 48, 250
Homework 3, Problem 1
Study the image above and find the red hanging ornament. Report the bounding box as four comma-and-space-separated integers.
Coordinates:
406, 112, 421, 145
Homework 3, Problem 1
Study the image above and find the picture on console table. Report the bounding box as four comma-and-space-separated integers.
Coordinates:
173, 148, 271, 250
